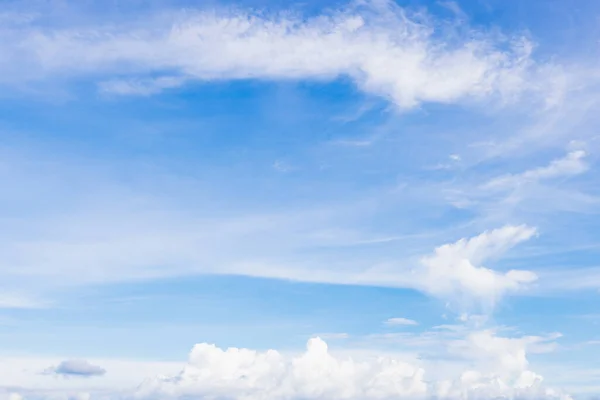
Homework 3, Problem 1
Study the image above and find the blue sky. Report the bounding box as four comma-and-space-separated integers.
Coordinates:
1, 0, 600, 399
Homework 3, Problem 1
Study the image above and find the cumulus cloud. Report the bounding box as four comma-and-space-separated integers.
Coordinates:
413, 225, 538, 308
44, 360, 106, 378
384, 317, 418, 326
135, 335, 571, 400
0, 1, 561, 108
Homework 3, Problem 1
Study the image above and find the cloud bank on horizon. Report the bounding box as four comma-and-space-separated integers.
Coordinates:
1, 0, 600, 399
135, 335, 570, 400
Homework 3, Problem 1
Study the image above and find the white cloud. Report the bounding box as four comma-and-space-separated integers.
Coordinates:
0, 394, 23, 400
68, 394, 90, 400
0, 355, 181, 397
43, 360, 106, 378
0, 325, 576, 400
0, 294, 48, 309
315, 333, 350, 340
135, 335, 571, 400
0, 169, 539, 310
0, 1, 560, 109
483, 150, 588, 190
98, 76, 186, 96
384, 317, 418, 326
442, 147, 598, 227
414, 225, 538, 309
0, 153, 541, 308
446, 329, 560, 377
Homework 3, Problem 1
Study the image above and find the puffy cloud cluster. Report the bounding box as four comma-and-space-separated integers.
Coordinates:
415, 225, 538, 309
0, 1, 561, 108
135, 335, 571, 400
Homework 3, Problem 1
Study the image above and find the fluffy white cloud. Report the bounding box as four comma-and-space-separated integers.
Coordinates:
414, 225, 538, 308
134, 335, 571, 400
0, 325, 575, 400
446, 329, 560, 377
0, 1, 560, 108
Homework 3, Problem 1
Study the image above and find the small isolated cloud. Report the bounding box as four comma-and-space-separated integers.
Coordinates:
384, 317, 418, 326
44, 360, 106, 378
414, 225, 538, 309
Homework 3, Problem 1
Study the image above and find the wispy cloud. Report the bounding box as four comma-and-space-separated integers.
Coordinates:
314, 333, 349, 340
0, 1, 564, 109
482, 150, 588, 190
384, 317, 419, 326
98, 76, 187, 96
0, 294, 48, 310
443, 148, 598, 223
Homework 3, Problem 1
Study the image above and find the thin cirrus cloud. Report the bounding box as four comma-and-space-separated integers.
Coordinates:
0, 1, 564, 109
482, 149, 589, 190
0, 294, 48, 310
445, 148, 597, 220
384, 317, 419, 326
